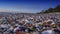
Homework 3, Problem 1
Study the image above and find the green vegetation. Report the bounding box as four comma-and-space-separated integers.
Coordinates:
37, 5, 60, 14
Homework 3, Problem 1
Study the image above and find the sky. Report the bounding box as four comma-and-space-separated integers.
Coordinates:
0, 0, 60, 13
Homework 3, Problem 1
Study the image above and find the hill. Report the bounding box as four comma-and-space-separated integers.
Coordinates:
37, 5, 60, 14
